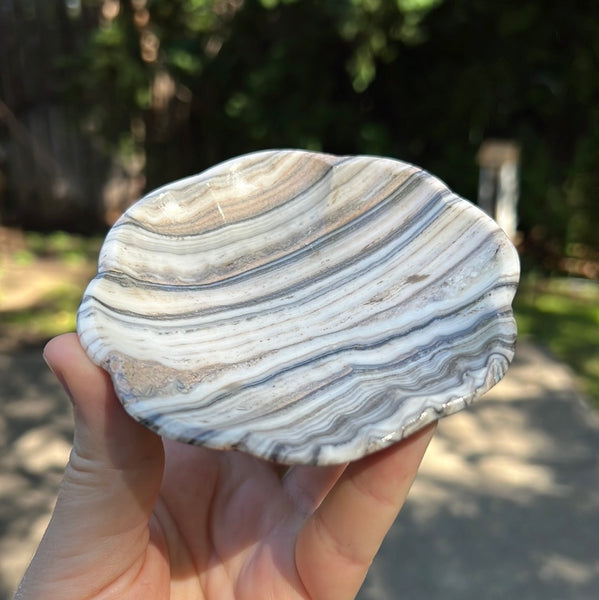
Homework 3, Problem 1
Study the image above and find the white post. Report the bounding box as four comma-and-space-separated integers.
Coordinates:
476, 140, 520, 241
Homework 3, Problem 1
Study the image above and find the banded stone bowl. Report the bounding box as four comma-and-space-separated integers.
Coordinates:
77, 150, 520, 465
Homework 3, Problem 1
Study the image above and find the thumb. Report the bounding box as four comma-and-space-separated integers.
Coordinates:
19, 333, 164, 597
46, 333, 164, 485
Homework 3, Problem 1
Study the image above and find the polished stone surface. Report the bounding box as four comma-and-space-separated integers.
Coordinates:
77, 150, 519, 464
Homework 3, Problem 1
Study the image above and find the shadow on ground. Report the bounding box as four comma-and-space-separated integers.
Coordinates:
0, 350, 72, 599
1, 340, 599, 599
358, 341, 599, 600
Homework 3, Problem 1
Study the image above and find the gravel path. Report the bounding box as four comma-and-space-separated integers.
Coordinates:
2, 339, 599, 600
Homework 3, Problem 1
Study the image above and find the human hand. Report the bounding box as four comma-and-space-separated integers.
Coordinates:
15, 333, 434, 600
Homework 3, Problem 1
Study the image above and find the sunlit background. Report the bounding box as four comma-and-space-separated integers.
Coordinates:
1, 1, 598, 598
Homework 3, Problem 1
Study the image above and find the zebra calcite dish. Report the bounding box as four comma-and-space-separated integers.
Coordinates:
77, 150, 520, 465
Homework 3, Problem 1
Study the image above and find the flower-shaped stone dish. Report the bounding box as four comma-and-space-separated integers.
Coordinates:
77, 150, 520, 465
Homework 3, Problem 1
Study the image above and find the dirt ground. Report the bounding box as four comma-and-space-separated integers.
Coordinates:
0, 250, 95, 352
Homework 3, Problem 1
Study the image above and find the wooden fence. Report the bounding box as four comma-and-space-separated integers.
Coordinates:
0, 0, 133, 232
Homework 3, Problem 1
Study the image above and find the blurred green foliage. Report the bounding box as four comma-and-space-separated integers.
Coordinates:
58, 0, 598, 267
24, 231, 103, 263
515, 278, 599, 404
2, 284, 82, 339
